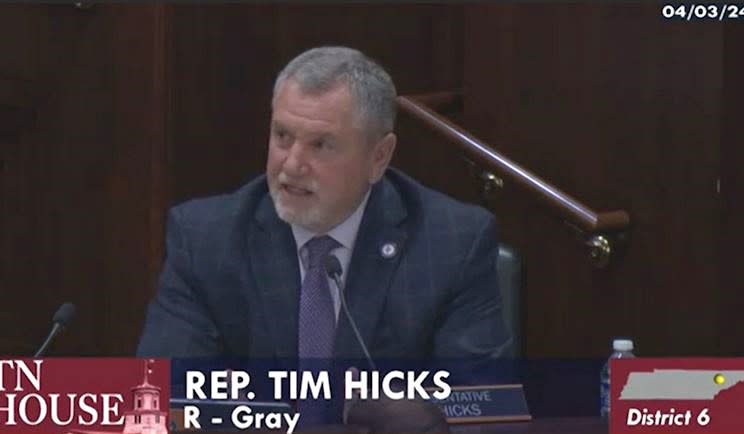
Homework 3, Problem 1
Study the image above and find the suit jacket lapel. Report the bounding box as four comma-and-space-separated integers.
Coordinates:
247, 194, 300, 360
334, 177, 408, 359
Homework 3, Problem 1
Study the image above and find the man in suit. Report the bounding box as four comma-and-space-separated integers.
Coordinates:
137, 46, 511, 365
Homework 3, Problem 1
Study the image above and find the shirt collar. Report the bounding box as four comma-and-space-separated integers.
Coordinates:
291, 189, 371, 252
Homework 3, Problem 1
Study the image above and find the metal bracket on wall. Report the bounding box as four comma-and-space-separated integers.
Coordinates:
480, 170, 504, 200
586, 230, 632, 269
73, 2, 95, 10
586, 234, 612, 268
564, 222, 630, 269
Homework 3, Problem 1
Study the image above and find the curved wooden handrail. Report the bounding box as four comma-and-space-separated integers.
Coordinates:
398, 92, 630, 234
403, 90, 463, 113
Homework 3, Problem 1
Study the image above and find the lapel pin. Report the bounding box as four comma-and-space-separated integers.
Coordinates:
380, 242, 397, 259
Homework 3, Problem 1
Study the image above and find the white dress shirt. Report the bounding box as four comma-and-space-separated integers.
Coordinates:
291, 190, 371, 322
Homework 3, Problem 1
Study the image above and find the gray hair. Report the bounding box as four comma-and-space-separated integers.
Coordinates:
272, 46, 397, 140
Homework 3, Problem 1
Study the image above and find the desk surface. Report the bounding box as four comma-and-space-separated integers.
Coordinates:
173, 417, 607, 434
454, 417, 606, 434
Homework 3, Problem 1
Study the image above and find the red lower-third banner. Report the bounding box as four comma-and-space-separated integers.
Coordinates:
0, 358, 170, 434
611, 358, 744, 434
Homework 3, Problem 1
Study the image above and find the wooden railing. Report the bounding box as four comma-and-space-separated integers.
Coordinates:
398, 91, 631, 267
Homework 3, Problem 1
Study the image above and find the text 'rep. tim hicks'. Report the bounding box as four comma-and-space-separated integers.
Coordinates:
183, 369, 452, 433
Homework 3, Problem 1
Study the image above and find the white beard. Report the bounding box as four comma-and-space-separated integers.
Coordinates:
272, 193, 328, 231
269, 176, 329, 231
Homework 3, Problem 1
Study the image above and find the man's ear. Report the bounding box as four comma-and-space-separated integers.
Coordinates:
369, 132, 397, 183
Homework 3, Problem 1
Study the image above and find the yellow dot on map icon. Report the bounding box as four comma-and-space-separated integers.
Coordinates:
714, 374, 725, 385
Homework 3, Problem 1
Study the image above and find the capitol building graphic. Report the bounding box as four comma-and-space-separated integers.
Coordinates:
66, 360, 168, 434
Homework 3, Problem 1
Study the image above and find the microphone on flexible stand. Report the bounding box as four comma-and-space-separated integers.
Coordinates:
34, 302, 77, 357
323, 255, 376, 371
323, 256, 449, 433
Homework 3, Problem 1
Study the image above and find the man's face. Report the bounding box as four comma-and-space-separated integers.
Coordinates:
267, 79, 395, 233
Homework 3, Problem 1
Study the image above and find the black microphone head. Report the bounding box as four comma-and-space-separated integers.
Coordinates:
324, 254, 343, 279
52, 302, 77, 327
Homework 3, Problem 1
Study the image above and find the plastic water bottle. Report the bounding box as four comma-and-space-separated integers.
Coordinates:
600, 338, 635, 418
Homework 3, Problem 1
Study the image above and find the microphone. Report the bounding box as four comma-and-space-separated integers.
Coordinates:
323, 255, 376, 371
34, 302, 77, 357
324, 257, 449, 433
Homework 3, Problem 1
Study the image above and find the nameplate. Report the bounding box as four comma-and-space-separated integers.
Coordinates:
428, 384, 531, 424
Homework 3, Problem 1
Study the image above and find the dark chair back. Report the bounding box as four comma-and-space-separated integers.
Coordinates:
497, 244, 522, 357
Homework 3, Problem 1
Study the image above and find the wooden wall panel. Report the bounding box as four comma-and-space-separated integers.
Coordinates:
156, 4, 744, 360
0, 4, 464, 356
168, 4, 464, 203
0, 4, 169, 356
463, 3, 726, 357
6, 2, 735, 361
718, 22, 744, 356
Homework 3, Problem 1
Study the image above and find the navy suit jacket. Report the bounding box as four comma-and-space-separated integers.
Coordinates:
137, 169, 511, 363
